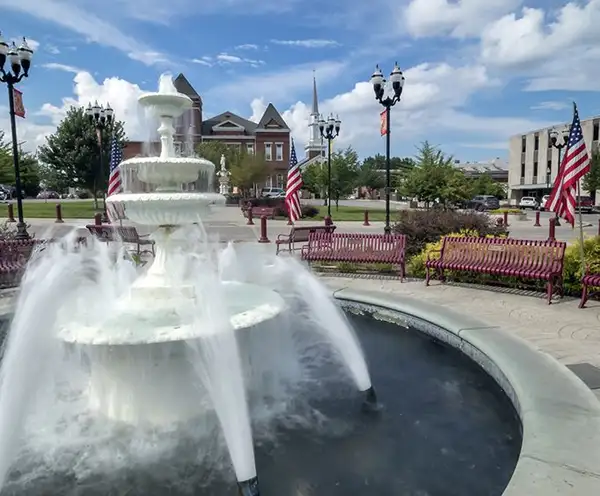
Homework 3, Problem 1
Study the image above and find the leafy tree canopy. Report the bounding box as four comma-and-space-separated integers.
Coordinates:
0, 131, 41, 197
583, 148, 600, 201
37, 106, 126, 195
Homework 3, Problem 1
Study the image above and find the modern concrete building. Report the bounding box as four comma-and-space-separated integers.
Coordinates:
508, 116, 600, 203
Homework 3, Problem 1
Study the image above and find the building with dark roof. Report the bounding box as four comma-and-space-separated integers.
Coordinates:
123, 73, 291, 190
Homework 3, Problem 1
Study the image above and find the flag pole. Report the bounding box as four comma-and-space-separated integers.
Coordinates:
576, 179, 585, 275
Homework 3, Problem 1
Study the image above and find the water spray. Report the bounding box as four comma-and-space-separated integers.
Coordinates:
238, 476, 260, 496
362, 386, 382, 413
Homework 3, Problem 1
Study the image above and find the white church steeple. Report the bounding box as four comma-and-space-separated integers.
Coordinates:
305, 73, 326, 160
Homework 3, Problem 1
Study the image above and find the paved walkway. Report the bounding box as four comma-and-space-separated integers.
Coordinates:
321, 276, 600, 401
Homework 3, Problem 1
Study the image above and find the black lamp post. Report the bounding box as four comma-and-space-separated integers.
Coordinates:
0, 34, 34, 239
549, 127, 569, 227
86, 101, 113, 223
318, 113, 340, 222
370, 62, 405, 235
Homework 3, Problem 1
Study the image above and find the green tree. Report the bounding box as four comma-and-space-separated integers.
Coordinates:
0, 132, 41, 197
470, 173, 506, 199
330, 146, 360, 207
357, 160, 385, 198
301, 162, 326, 196
38, 106, 126, 207
196, 141, 243, 171
402, 141, 471, 208
583, 149, 600, 202
229, 152, 270, 197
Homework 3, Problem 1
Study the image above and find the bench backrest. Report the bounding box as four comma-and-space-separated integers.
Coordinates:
439, 236, 566, 271
86, 225, 141, 243
308, 232, 406, 262
0, 239, 42, 264
291, 225, 336, 243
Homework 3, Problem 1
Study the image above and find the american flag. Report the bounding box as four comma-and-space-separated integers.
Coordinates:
107, 135, 123, 196
547, 103, 591, 226
285, 139, 303, 223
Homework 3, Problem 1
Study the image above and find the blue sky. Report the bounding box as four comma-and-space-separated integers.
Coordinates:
1, 0, 600, 162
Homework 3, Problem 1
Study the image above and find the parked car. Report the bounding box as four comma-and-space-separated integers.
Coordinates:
466, 195, 500, 211
576, 195, 594, 213
540, 195, 550, 211
36, 190, 60, 199
518, 196, 539, 210
260, 187, 285, 199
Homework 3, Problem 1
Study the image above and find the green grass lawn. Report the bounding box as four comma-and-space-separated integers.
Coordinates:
314, 205, 387, 222
0, 200, 99, 219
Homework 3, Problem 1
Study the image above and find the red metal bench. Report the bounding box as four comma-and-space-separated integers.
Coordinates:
579, 267, 600, 308
250, 206, 276, 220
276, 225, 336, 255
0, 237, 87, 288
86, 225, 155, 257
425, 236, 566, 304
301, 232, 406, 279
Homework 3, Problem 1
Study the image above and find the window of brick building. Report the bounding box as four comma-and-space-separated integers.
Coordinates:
265, 143, 272, 161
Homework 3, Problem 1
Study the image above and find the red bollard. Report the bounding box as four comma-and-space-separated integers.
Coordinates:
534, 210, 541, 227
548, 217, 556, 241
6, 203, 15, 222
503, 211, 509, 227
246, 207, 254, 225
363, 209, 370, 226
258, 215, 270, 243
324, 215, 332, 226
55, 203, 64, 223
94, 213, 102, 226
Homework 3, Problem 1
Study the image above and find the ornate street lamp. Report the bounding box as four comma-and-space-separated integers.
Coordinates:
370, 62, 404, 235
86, 101, 114, 222
318, 113, 341, 222
0, 34, 34, 239
548, 127, 570, 227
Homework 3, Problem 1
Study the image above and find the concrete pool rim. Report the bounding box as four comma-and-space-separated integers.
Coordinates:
332, 287, 600, 496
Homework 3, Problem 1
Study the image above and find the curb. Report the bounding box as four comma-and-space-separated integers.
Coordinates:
332, 288, 600, 495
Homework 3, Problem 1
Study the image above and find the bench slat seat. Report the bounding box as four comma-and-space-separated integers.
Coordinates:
425, 236, 566, 304
275, 225, 336, 254
579, 270, 600, 308
301, 232, 406, 278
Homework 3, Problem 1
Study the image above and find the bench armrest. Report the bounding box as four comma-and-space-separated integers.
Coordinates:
277, 233, 291, 241
426, 249, 441, 261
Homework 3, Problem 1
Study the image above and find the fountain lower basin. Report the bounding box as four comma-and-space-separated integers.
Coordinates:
58, 282, 286, 424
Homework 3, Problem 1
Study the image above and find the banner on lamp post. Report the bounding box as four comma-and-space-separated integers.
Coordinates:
380, 109, 387, 136
13, 88, 25, 118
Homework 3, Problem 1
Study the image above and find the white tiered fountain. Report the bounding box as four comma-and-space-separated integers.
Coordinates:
58, 74, 283, 496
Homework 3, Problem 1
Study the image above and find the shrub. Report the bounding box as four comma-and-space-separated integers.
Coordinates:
489, 208, 523, 215
0, 221, 34, 241
393, 210, 507, 257
274, 204, 319, 219
563, 236, 600, 295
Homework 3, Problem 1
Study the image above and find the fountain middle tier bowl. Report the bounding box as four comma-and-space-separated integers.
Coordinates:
57, 281, 286, 346
138, 92, 193, 118
105, 191, 225, 225
121, 156, 214, 185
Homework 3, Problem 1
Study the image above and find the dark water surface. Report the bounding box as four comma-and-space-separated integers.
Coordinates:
0, 310, 521, 496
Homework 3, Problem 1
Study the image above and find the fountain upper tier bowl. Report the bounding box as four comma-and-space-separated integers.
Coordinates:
138, 92, 193, 118
119, 156, 215, 186
105, 191, 225, 225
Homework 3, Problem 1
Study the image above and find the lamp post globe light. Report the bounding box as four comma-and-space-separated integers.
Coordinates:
86, 101, 114, 223
548, 127, 570, 227
318, 113, 341, 222
370, 62, 404, 235
0, 34, 34, 239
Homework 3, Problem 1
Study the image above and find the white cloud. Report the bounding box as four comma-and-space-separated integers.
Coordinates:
191, 58, 212, 67
215, 53, 265, 67
45, 44, 60, 54
1, 0, 168, 66
270, 39, 341, 48
479, 0, 600, 91
530, 101, 571, 111
42, 63, 82, 74
404, 0, 522, 38
235, 44, 259, 50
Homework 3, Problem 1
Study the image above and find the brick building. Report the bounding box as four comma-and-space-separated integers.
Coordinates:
122, 73, 291, 191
